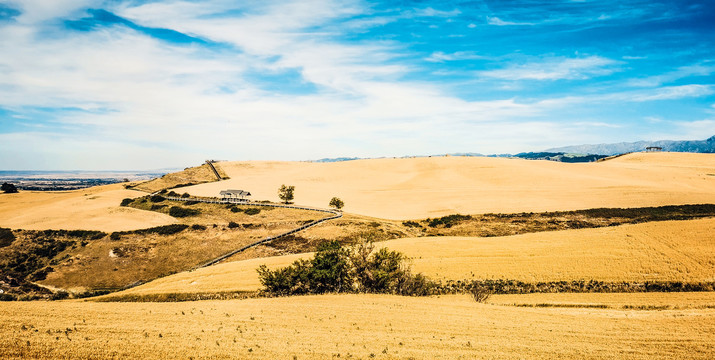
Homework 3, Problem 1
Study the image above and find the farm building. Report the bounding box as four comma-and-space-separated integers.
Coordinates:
219, 189, 251, 202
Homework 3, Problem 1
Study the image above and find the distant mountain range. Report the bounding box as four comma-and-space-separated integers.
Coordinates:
311, 136, 714, 164
545, 135, 715, 156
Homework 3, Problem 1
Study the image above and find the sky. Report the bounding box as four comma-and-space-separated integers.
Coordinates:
1, 0, 714, 170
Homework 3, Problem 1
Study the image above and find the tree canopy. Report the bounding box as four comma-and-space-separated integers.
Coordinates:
278, 184, 295, 204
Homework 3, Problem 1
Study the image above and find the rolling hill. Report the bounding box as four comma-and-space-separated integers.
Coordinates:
181, 152, 715, 219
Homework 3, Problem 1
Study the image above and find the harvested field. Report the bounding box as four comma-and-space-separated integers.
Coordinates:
181, 152, 715, 219
1, 294, 713, 359
488, 292, 715, 310
0, 184, 175, 232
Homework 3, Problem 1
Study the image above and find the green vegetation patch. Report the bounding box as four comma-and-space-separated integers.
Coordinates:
168, 206, 201, 218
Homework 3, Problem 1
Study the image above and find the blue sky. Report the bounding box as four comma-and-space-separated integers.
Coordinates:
1, 0, 714, 170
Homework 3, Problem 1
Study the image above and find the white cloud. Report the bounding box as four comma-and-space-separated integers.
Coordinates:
621, 84, 714, 102
626, 63, 715, 87
425, 51, 486, 62
477, 56, 619, 81
486, 16, 533, 26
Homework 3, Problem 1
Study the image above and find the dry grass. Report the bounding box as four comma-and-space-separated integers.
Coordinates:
1, 294, 714, 359
112, 218, 715, 297
0, 184, 175, 232
35, 203, 323, 292
178, 152, 715, 219
488, 292, 715, 310
131, 163, 227, 193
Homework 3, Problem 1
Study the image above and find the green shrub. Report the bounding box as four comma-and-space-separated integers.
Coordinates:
181, 193, 191, 198
168, 206, 200, 218
257, 241, 436, 297
244, 208, 261, 216
427, 214, 472, 228
184, 200, 199, 206
39, 230, 106, 240
50, 290, 69, 301
230, 207, 242, 213
150, 204, 167, 211
191, 224, 207, 231
159, 189, 168, 194
402, 221, 421, 228
150, 195, 166, 203
167, 191, 179, 197
120, 198, 133, 207
227, 222, 240, 229
141, 224, 189, 235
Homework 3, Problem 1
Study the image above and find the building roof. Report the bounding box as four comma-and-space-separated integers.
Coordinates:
220, 189, 251, 196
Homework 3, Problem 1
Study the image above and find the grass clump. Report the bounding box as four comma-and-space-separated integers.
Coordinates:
258, 241, 436, 297
120, 198, 133, 207
168, 206, 201, 218
426, 214, 472, 228
244, 208, 261, 216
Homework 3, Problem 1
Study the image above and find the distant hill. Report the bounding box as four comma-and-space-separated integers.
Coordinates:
546, 136, 715, 156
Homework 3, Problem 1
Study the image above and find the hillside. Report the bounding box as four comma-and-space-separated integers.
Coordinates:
113, 218, 715, 297
180, 152, 715, 219
546, 135, 715, 155
0, 184, 175, 231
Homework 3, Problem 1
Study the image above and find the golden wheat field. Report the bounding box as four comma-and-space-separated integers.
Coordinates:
487, 292, 715, 309
0, 184, 175, 231
113, 218, 715, 296
181, 152, 715, 219
1, 294, 714, 359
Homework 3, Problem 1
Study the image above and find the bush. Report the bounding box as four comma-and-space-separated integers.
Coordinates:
150, 204, 167, 210
0, 227, 15, 247
402, 221, 420, 228
150, 195, 166, 203
230, 207, 242, 213
184, 200, 199, 206
244, 208, 261, 216
50, 290, 69, 301
168, 206, 200, 218
1, 182, 18, 193
141, 224, 189, 235
191, 224, 207, 231
227, 222, 240, 229
470, 287, 492, 302
257, 241, 437, 297
181, 193, 191, 198
427, 214, 472, 228
113, 224, 189, 238
40, 230, 106, 240
159, 189, 168, 194
120, 198, 133, 207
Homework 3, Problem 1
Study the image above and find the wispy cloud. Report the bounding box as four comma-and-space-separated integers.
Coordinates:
477, 56, 620, 81
425, 51, 486, 62
486, 16, 533, 26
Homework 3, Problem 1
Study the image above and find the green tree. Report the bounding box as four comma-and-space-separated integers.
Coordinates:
310, 241, 351, 293
1, 183, 18, 194
329, 197, 344, 210
278, 184, 295, 204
